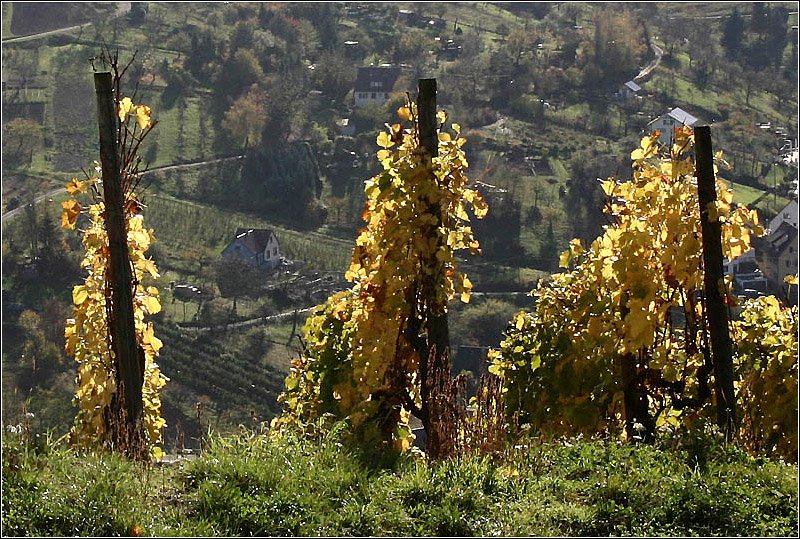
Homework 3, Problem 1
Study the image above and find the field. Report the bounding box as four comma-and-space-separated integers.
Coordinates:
1, 3, 797, 506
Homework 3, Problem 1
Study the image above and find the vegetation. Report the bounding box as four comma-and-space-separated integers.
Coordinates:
1, 4, 797, 534
275, 103, 488, 455
2, 426, 797, 537
59, 70, 167, 460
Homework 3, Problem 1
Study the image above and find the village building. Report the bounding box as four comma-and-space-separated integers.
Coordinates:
617, 80, 642, 100
766, 199, 798, 233
335, 118, 355, 137
220, 228, 282, 271
354, 65, 401, 108
752, 199, 799, 305
646, 107, 699, 145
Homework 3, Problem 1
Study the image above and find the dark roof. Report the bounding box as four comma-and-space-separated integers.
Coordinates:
355, 66, 401, 93
767, 221, 798, 257
233, 228, 276, 253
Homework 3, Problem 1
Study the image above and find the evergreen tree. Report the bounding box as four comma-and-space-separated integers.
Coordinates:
721, 8, 744, 60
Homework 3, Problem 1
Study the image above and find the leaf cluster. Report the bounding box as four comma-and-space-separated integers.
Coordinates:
489, 127, 776, 445
275, 105, 487, 451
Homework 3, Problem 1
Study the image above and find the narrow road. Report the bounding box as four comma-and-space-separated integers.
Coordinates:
633, 39, 664, 83
1, 155, 244, 222
177, 307, 316, 334
1, 2, 131, 44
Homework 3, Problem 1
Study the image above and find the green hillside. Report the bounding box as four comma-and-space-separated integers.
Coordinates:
2, 1, 797, 449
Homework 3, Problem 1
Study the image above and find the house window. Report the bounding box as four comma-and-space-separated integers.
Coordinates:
371, 92, 376, 99
384, 93, 389, 99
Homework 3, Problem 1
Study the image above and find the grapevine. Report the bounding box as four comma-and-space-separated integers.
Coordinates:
489, 127, 766, 442
275, 102, 487, 452
62, 80, 167, 460
733, 291, 798, 460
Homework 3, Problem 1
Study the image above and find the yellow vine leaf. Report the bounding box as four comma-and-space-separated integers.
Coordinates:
66, 177, 94, 195
118, 96, 134, 121
376, 131, 393, 149
61, 199, 82, 229
135, 105, 152, 130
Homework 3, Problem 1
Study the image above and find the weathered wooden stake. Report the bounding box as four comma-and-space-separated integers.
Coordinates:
416, 78, 452, 457
95, 71, 145, 436
695, 125, 737, 439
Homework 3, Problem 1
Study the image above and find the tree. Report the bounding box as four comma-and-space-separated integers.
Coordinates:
16, 310, 63, 390
2, 118, 43, 167
749, 2, 769, 34
565, 148, 624, 245
211, 48, 264, 118
214, 257, 259, 312
538, 220, 559, 271
221, 85, 267, 149
312, 50, 356, 101
721, 8, 745, 60
504, 27, 535, 69
452, 299, 519, 349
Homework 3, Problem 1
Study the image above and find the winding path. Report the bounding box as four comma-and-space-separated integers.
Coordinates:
633, 39, 664, 83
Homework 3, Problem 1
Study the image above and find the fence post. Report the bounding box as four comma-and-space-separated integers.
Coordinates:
694, 125, 737, 439
94, 71, 145, 444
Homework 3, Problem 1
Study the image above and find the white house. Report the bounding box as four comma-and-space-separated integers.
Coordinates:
646, 107, 699, 145
221, 228, 281, 270
754, 221, 798, 303
354, 65, 401, 108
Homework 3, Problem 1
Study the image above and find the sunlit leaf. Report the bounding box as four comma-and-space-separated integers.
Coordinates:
61, 199, 82, 229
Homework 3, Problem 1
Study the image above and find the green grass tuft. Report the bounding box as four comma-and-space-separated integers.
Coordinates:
3, 428, 797, 537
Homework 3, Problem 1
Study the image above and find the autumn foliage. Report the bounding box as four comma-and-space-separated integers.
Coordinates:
489, 127, 796, 460
62, 97, 167, 460
274, 104, 487, 451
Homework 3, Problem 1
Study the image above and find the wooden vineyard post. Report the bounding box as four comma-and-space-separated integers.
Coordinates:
694, 125, 737, 440
94, 71, 146, 455
416, 78, 452, 458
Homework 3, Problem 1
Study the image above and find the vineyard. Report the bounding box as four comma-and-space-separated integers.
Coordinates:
156, 322, 289, 442
145, 194, 352, 273
1, 2, 798, 535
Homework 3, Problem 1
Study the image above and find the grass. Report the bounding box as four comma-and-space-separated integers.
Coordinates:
1, 3, 12, 38
145, 194, 353, 274
726, 180, 767, 208
2, 428, 797, 537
